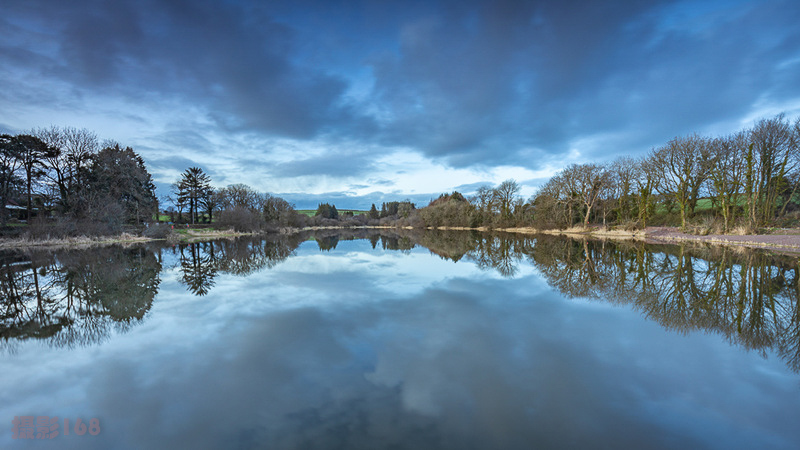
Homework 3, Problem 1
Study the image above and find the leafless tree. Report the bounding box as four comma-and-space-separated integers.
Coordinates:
562, 163, 611, 227
745, 113, 797, 227
609, 156, 637, 222
708, 133, 746, 231
651, 134, 711, 230
33, 126, 98, 213
634, 155, 660, 227
219, 183, 261, 210
492, 179, 520, 221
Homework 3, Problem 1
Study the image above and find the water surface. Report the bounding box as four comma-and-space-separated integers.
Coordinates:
1, 231, 799, 449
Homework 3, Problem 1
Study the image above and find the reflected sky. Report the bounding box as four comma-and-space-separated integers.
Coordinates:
1, 236, 799, 449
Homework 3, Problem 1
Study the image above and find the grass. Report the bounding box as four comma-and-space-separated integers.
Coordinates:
0, 233, 152, 249
654, 194, 754, 215
296, 209, 367, 217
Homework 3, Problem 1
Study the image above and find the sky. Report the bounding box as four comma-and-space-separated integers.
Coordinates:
2, 0, 800, 209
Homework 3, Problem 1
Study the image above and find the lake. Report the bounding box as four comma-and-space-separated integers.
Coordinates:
1, 230, 799, 449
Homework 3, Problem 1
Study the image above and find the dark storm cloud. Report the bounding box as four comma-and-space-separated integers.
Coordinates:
368, 0, 800, 164
3, 0, 371, 139
3, 0, 800, 176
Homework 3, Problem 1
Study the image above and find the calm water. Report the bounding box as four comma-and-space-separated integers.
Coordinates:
1, 230, 799, 449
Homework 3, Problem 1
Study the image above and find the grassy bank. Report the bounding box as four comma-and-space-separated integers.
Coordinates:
0, 233, 154, 249
0, 226, 255, 249
5, 222, 800, 254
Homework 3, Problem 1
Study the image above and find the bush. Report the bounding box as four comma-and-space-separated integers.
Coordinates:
141, 223, 173, 239
217, 207, 264, 232
613, 219, 641, 231
25, 216, 122, 239
685, 215, 725, 236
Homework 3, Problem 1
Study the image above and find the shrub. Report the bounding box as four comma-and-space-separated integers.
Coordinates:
25, 216, 122, 239
217, 207, 264, 232
142, 223, 173, 239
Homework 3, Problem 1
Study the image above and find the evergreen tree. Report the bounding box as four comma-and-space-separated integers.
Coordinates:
178, 167, 212, 224
87, 144, 158, 226
315, 203, 339, 219
7, 135, 58, 221
0, 135, 23, 226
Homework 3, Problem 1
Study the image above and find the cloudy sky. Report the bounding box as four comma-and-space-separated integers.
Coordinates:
2, 0, 800, 209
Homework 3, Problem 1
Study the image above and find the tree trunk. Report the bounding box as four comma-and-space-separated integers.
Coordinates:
721, 198, 729, 232
583, 204, 592, 228
26, 171, 33, 223
679, 203, 686, 231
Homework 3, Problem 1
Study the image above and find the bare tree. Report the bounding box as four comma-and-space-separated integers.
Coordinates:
200, 188, 224, 224
745, 113, 797, 227
651, 134, 710, 230
492, 179, 520, 222
219, 184, 261, 211
562, 163, 610, 227
471, 185, 494, 224
610, 156, 637, 222
708, 133, 746, 231
33, 126, 98, 213
168, 183, 187, 222
635, 155, 660, 228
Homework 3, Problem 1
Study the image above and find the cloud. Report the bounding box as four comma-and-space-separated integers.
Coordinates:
366, 0, 800, 165
272, 150, 377, 177
2, 0, 800, 199
8, 242, 796, 449
451, 181, 493, 194
3, 0, 373, 140
277, 190, 436, 210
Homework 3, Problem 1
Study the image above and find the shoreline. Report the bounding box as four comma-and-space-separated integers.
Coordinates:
0, 228, 252, 250
492, 226, 800, 253
4, 224, 800, 253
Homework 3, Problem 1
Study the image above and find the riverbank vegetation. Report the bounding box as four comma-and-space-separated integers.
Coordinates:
399, 113, 800, 234
1, 128, 158, 238
3, 113, 799, 243
529, 113, 800, 234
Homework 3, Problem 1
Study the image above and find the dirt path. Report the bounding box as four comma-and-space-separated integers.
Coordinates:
644, 227, 800, 252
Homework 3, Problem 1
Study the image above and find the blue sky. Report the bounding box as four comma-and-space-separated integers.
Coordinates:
2, 0, 799, 209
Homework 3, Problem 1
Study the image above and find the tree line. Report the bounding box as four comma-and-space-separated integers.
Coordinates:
5, 112, 799, 238
164, 167, 426, 231
1, 126, 157, 235
532, 113, 800, 232
391, 112, 800, 233
166, 168, 304, 231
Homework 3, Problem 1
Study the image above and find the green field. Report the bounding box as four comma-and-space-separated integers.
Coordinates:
158, 210, 368, 221
653, 195, 749, 215
296, 209, 367, 217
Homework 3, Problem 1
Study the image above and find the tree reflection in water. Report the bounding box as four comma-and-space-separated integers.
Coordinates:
419, 232, 800, 374
2, 230, 799, 373
0, 245, 161, 351
169, 233, 308, 296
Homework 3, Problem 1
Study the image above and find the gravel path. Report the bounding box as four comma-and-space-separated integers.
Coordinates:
645, 227, 800, 252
